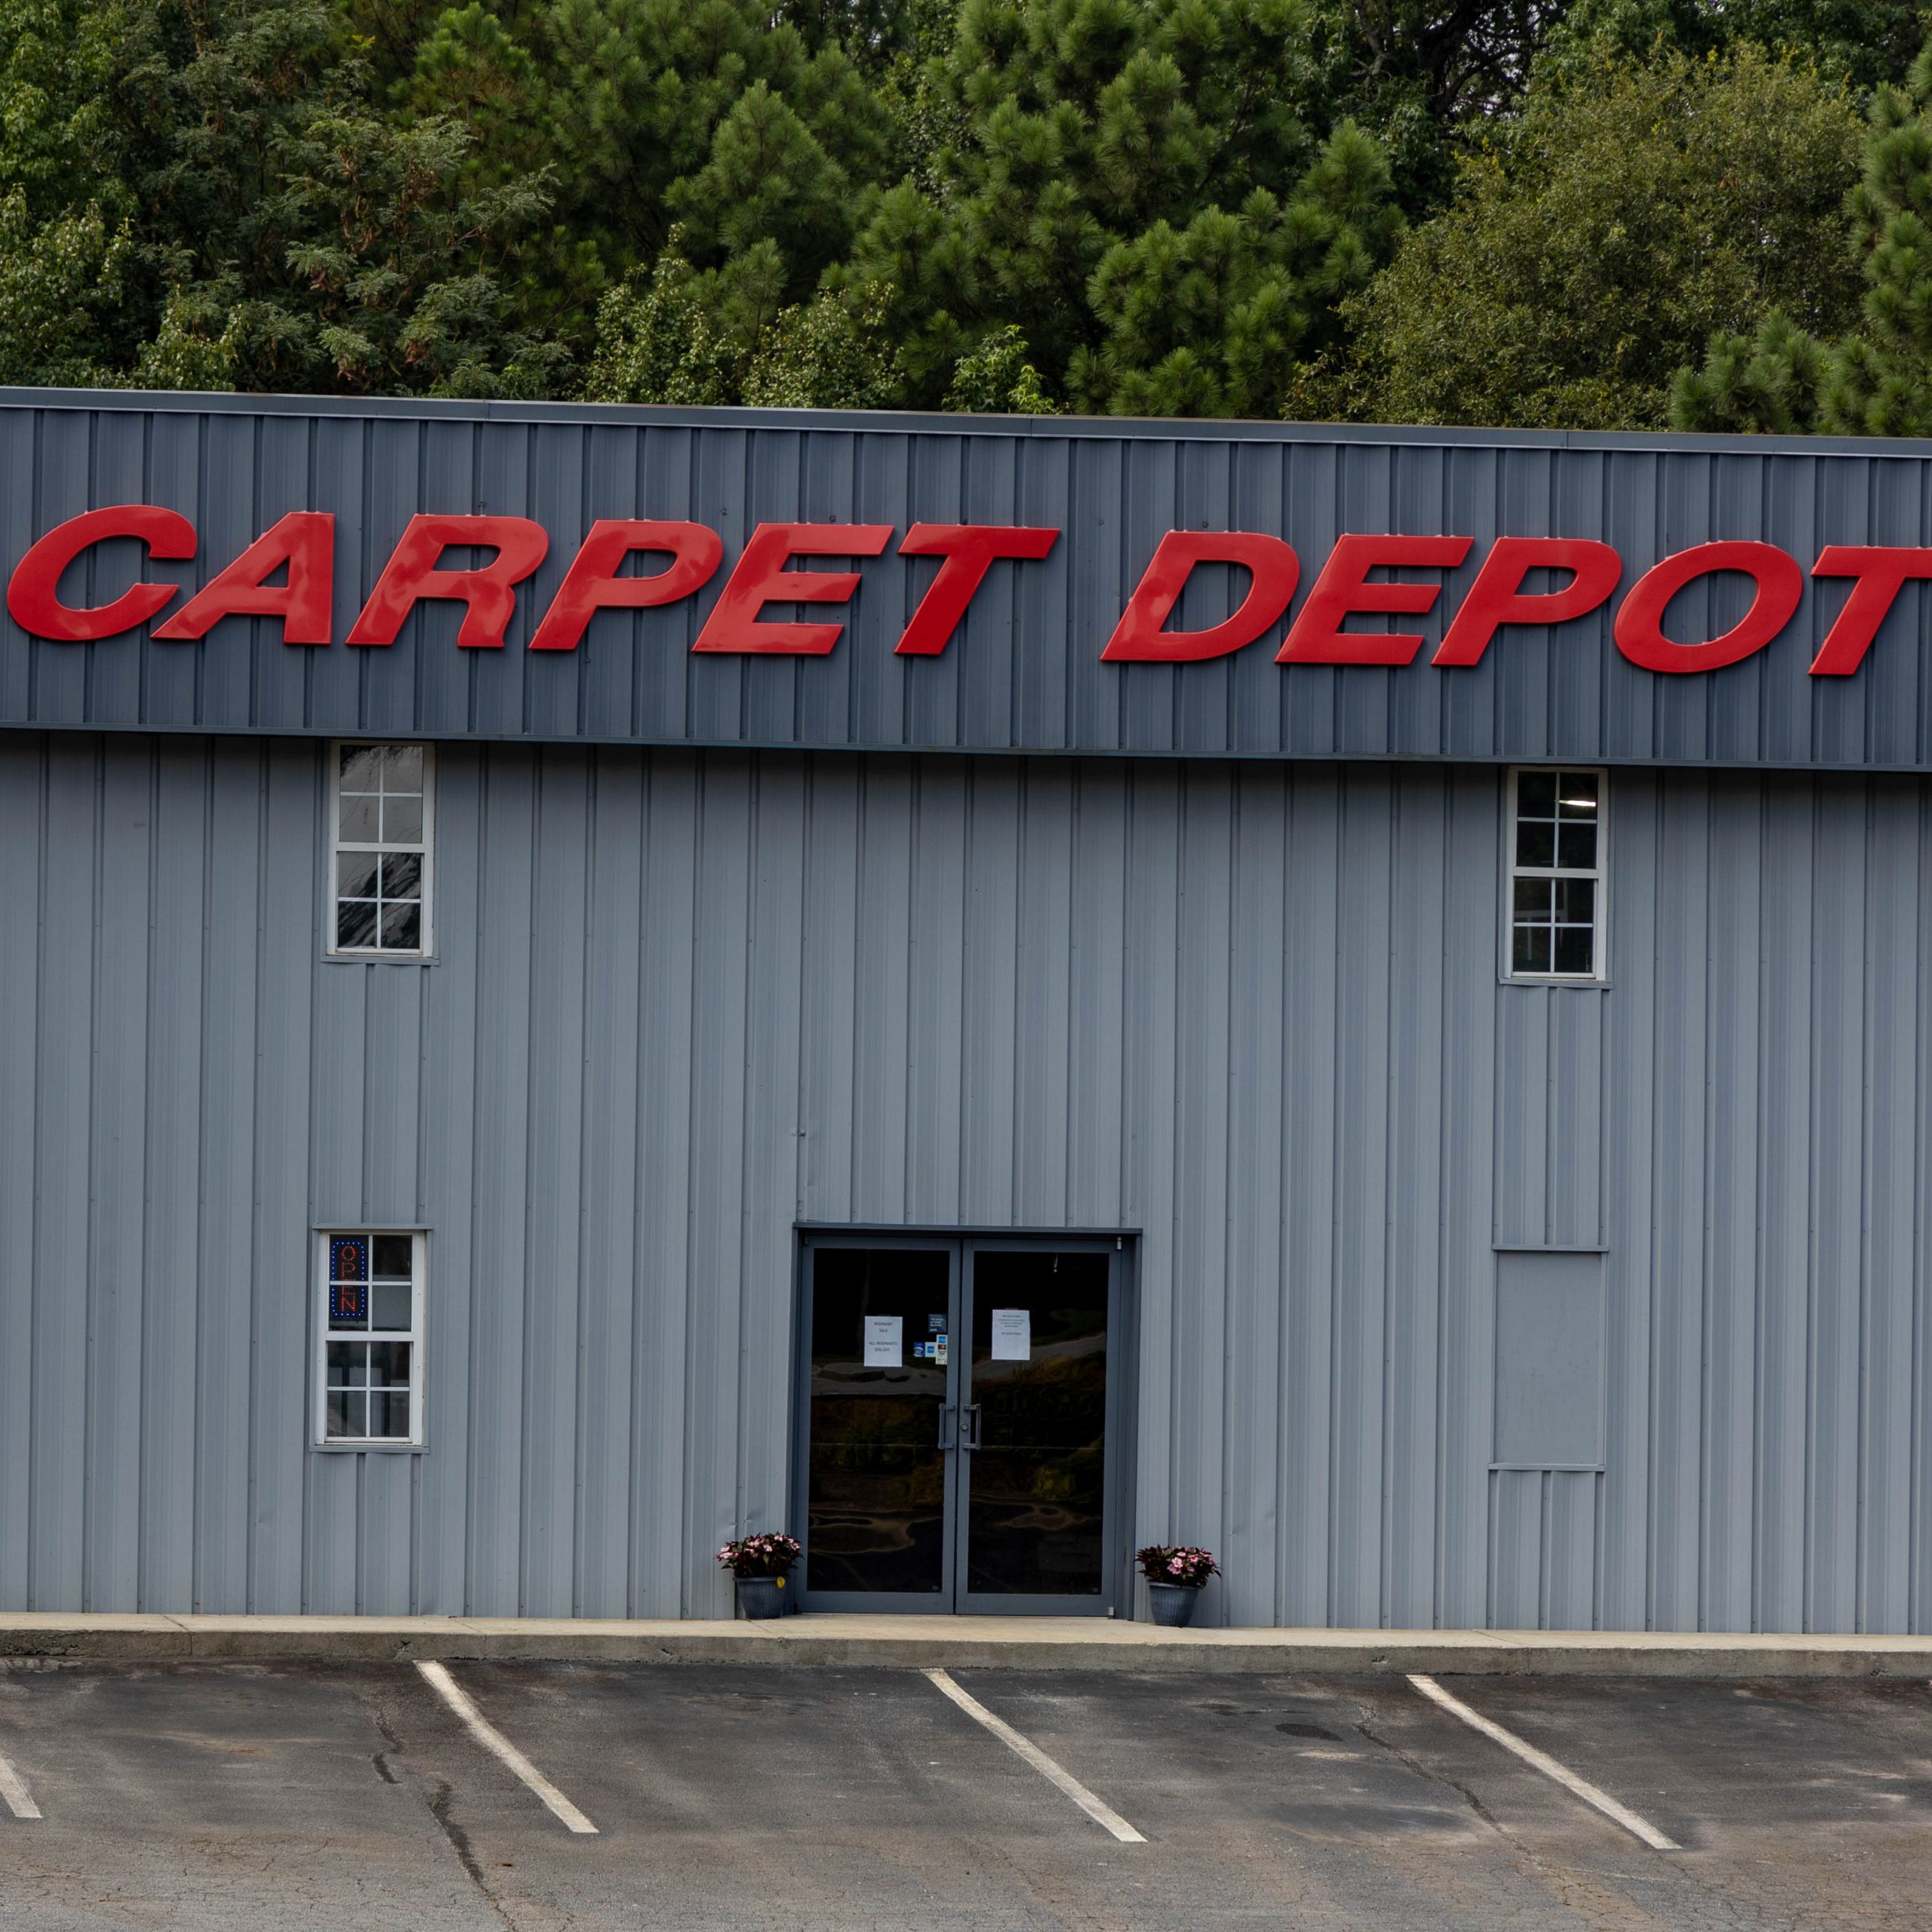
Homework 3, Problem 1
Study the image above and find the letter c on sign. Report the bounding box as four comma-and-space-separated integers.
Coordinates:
8, 505, 197, 641
1614, 541, 1803, 672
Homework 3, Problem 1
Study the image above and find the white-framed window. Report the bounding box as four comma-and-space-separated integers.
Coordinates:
330, 743, 432, 956
1505, 767, 1607, 981
316, 1230, 425, 1447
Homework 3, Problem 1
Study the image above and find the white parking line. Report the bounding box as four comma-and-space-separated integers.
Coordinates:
1407, 1673, 1678, 1851
415, 1660, 598, 1835
0, 1746, 40, 1820
924, 1668, 1145, 1843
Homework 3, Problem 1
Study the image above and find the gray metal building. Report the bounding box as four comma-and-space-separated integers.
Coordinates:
1, 389, 1928, 1632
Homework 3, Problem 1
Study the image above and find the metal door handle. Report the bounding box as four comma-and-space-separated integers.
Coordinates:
938, 1404, 956, 1450
962, 1404, 983, 1450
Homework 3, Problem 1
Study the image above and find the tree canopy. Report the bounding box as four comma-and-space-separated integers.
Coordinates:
2, 0, 1930, 432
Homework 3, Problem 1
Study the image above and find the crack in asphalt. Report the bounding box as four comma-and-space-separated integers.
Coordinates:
428, 1774, 519, 1930
371, 1706, 403, 1786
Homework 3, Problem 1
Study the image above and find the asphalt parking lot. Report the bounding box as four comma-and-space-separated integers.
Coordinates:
1, 1660, 1927, 1930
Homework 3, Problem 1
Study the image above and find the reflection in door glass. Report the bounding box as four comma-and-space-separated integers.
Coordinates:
805, 1247, 949, 1595
968, 1251, 1108, 1596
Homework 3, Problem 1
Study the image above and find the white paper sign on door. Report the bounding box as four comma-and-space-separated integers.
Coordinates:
990, 1308, 1031, 1361
863, 1315, 903, 1368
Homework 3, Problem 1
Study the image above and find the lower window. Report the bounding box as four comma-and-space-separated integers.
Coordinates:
316, 1230, 425, 1445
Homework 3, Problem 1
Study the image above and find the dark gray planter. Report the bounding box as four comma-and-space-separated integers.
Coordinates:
736, 1574, 789, 1620
1147, 1580, 1203, 1627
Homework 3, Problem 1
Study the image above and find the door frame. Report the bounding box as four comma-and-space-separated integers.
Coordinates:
789, 1226, 1140, 1617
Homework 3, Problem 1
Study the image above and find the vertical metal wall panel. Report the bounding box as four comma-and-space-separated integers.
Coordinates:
3, 727, 1932, 1632
1702, 779, 1764, 1632
575, 750, 646, 1617
631, 757, 697, 1616
0, 740, 38, 1608
523, 750, 592, 1617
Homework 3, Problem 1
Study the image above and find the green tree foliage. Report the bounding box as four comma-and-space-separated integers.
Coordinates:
406, 0, 900, 340
0, 0, 561, 392
1, 0, 1925, 427
1543, 0, 1925, 96
837, 0, 1403, 414
1675, 44, 1932, 436
1341, 46, 1864, 429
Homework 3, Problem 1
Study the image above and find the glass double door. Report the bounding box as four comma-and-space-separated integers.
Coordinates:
796, 1235, 1123, 1614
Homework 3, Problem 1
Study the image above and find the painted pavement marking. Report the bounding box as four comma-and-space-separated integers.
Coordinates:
923, 1667, 1146, 1844
414, 1660, 598, 1835
0, 1745, 41, 1820
1407, 1672, 1679, 1851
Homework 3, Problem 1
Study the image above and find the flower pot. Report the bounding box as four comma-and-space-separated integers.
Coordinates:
736, 1574, 789, 1620
1146, 1580, 1202, 1627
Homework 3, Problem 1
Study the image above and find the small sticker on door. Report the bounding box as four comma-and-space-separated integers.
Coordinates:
991, 1308, 1031, 1361
863, 1315, 903, 1368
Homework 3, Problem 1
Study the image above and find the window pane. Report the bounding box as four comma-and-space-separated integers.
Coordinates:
340, 746, 383, 789
1515, 820, 1555, 867
1557, 821, 1597, 869
1517, 771, 1556, 816
1554, 925, 1595, 974
368, 1390, 411, 1439
337, 899, 379, 949
326, 1390, 365, 1438
380, 852, 421, 899
337, 853, 380, 900
337, 792, 380, 844
1513, 924, 1552, 973
381, 746, 424, 792
372, 1234, 412, 1277
381, 793, 423, 844
327, 1340, 367, 1382
371, 1282, 412, 1331
368, 1342, 412, 1388
1557, 774, 1599, 816
1512, 878, 1552, 918
330, 1235, 369, 1281
380, 901, 422, 949
1555, 878, 1596, 923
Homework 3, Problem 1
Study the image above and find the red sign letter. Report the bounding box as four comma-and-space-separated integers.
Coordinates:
1614, 541, 1801, 673
894, 525, 1059, 656
1277, 534, 1472, 665
347, 514, 549, 650
7, 504, 195, 641
152, 512, 334, 645
1806, 545, 1932, 675
692, 524, 894, 654
1434, 537, 1623, 667
1102, 531, 1300, 662
528, 520, 724, 652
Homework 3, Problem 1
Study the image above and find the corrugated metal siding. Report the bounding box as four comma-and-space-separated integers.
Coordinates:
0, 731, 1927, 1629
8, 394, 1932, 769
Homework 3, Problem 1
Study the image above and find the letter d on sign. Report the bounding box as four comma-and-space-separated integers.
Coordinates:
1103, 531, 1300, 661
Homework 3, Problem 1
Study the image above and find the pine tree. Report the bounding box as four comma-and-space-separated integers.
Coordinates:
1674, 41, 1932, 436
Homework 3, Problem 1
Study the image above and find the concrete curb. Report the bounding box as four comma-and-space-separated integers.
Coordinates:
3, 1614, 1931, 1678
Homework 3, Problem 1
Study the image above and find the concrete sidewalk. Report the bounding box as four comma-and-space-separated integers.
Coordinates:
2, 1612, 1930, 1677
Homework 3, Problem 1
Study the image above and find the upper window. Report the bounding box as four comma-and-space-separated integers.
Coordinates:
1506, 768, 1607, 981
317, 1231, 425, 1446
331, 743, 432, 956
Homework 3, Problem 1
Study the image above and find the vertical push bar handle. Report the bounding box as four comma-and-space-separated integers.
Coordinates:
963, 1404, 983, 1450
938, 1403, 956, 1449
